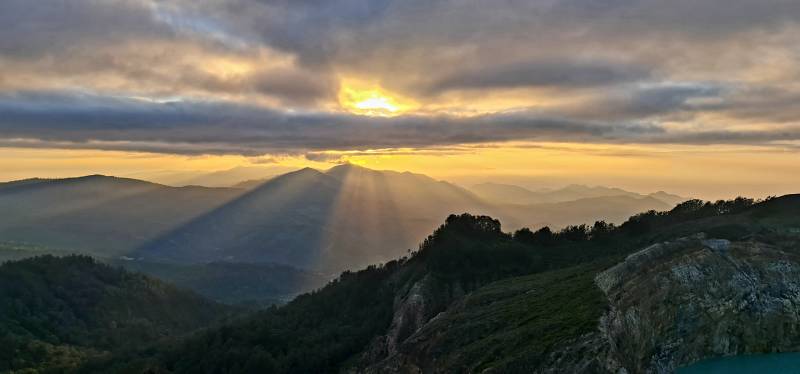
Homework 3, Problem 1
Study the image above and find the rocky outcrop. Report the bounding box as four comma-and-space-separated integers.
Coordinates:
548, 233, 800, 373
356, 274, 469, 373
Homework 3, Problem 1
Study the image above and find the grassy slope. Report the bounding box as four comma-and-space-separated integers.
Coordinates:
397, 263, 608, 373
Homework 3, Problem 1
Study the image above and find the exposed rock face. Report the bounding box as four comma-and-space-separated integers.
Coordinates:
357, 274, 468, 373
551, 233, 800, 373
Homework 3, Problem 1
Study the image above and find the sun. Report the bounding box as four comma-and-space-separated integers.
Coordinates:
353, 95, 398, 113
338, 78, 415, 116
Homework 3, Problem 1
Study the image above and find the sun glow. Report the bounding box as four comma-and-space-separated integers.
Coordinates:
338, 78, 415, 116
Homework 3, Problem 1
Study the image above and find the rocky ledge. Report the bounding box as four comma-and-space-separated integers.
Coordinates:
548, 233, 800, 373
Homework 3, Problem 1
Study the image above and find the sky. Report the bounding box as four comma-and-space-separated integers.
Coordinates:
1, 0, 799, 199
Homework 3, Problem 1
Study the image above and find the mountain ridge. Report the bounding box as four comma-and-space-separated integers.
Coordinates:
85, 194, 798, 373
0, 166, 684, 272
471, 181, 688, 206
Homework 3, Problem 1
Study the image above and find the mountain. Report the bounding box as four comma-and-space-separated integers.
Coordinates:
0, 255, 233, 373
471, 182, 688, 206
647, 190, 689, 206
0, 166, 675, 273
88, 195, 799, 373
134, 165, 498, 272
133, 164, 678, 271
505, 195, 672, 228
231, 177, 275, 189
0, 175, 240, 256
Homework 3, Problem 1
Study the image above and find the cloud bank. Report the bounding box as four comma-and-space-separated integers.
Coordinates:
0, 0, 799, 155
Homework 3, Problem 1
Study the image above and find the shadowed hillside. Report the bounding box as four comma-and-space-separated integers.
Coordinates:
0, 175, 240, 256
0, 255, 234, 373
134, 164, 677, 271
0, 166, 681, 273
84, 195, 799, 373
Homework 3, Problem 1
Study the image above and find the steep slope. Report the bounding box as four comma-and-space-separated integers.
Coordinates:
363, 196, 800, 373
135, 165, 502, 271
0, 255, 232, 373
549, 231, 800, 373
93, 195, 800, 374
320, 164, 505, 266
94, 214, 551, 373
134, 168, 342, 268
0, 175, 240, 256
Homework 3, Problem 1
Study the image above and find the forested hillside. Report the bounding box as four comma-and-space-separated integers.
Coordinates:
83, 195, 797, 373
0, 256, 234, 372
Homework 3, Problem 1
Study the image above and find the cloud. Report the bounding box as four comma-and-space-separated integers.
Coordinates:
0, 0, 338, 107
1, 0, 800, 157
0, 91, 664, 155
555, 83, 727, 121
2, 90, 800, 157
427, 60, 651, 94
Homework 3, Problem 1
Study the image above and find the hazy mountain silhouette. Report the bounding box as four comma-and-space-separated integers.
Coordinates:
471, 182, 687, 206
133, 165, 499, 271
0, 165, 678, 272
503, 195, 671, 228
0, 175, 239, 256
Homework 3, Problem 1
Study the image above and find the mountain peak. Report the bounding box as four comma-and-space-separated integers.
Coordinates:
327, 163, 370, 172
326, 163, 378, 179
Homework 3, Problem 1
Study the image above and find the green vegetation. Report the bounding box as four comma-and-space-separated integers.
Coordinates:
2, 194, 796, 373
392, 264, 608, 372
0, 255, 233, 372
114, 261, 329, 307
0, 241, 60, 263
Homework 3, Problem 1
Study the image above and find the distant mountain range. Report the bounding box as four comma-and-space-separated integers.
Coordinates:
0, 165, 686, 272
470, 182, 687, 206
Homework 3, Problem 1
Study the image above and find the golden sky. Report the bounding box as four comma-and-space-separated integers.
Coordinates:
1, 0, 799, 199
1, 143, 796, 200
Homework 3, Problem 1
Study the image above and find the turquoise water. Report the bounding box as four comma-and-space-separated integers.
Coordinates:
678, 353, 800, 373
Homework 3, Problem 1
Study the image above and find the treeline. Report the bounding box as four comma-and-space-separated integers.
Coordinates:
513, 197, 762, 246
0, 255, 232, 373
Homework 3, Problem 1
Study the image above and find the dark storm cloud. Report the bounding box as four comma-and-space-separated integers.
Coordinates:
3, 91, 800, 156
0, 91, 663, 155
427, 60, 652, 93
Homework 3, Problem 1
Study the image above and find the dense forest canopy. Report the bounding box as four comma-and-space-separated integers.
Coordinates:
0, 255, 234, 373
